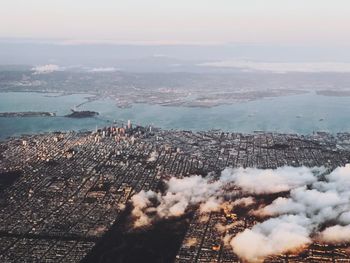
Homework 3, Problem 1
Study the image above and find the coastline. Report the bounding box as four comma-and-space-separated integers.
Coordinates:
2, 91, 350, 139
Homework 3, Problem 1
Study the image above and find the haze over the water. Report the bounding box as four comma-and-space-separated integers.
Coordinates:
1, 0, 350, 67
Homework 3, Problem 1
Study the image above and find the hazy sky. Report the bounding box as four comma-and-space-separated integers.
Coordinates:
1, 0, 350, 45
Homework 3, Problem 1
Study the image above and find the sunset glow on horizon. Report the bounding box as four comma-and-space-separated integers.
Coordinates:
1, 0, 350, 46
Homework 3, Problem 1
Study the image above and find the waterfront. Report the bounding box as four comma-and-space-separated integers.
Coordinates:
1, 91, 350, 139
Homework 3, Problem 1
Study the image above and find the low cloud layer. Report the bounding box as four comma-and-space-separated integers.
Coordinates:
199, 60, 350, 73
31, 64, 62, 74
131, 175, 223, 227
130, 164, 350, 262
90, 67, 118, 72
220, 166, 324, 194
231, 214, 312, 262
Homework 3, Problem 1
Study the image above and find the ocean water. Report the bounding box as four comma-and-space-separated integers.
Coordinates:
1, 91, 350, 139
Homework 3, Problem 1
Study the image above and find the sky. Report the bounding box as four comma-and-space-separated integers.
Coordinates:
1, 0, 350, 46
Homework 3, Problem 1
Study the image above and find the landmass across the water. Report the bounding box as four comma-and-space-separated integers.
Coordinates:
316, 89, 350, 97
1, 68, 350, 108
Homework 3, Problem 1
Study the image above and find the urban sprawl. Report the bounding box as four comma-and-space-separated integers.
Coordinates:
1, 124, 350, 262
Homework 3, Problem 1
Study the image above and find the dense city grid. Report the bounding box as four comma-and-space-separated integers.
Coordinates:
1, 125, 350, 262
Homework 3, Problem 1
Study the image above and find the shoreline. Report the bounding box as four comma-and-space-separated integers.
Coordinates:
2, 89, 350, 109
0, 124, 346, 142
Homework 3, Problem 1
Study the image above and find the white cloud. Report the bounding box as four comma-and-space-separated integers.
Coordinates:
231, 215, 311, 262
89, 67, 118, 72
130, 164, 350, 260
31, 64, 62, 74
221, 166, 324, 194
319, 225, 350, 244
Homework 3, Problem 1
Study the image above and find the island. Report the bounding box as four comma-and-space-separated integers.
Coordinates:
0, 111, 56, 117
65, 109, 99, 118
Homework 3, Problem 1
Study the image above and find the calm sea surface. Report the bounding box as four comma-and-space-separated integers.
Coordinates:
1, 91, 350, 139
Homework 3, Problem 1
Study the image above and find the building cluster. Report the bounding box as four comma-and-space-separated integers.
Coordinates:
1, 126, 350, 262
